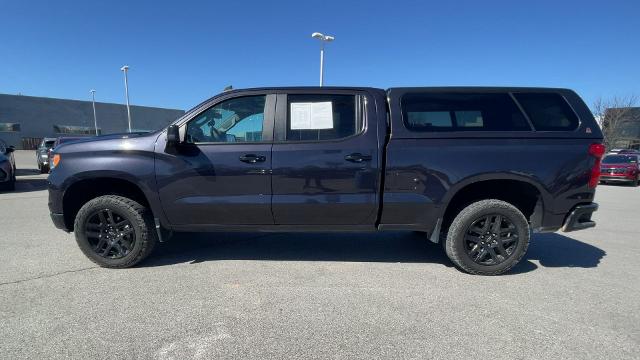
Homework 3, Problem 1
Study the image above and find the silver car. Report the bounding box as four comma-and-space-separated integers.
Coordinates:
36, 137, 56, 173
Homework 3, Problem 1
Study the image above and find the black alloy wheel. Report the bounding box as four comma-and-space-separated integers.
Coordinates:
84, 208, 136, 259
74, 195, 158, 268
464, 214, 519, 266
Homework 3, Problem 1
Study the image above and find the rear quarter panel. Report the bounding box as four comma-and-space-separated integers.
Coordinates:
382, 138, 596, 227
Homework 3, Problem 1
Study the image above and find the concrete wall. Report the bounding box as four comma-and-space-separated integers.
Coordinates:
0, 93, 184, 149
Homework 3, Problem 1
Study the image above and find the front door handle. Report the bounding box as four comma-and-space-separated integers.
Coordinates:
239, 154, 266, 163
344, 153, 372, 163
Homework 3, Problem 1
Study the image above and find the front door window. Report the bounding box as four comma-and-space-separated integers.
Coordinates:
186, 96, 266, 143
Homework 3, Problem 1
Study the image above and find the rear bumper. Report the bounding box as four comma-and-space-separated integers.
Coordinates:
561, 203, 598, 232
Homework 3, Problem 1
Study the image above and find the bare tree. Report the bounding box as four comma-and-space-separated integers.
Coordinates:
592, 95, 639, 149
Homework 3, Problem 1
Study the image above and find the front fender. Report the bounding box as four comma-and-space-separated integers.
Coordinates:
47, 140, 169, 229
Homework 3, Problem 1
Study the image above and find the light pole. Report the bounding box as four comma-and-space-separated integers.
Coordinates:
120, 65, 132, 132
89, 89, 98, 135
311, 32, 334, 86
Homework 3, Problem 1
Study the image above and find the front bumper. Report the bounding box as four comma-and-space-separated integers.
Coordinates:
48, 171, 69, 231
50, 213, 70, 232
561, 203, 598, 232
600, 175, 635, 182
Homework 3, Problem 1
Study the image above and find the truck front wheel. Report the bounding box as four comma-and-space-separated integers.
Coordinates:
73, 195, 158, 268
444, 199, 530, 275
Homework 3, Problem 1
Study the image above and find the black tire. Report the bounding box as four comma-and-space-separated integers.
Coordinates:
0, 172, 16, 191
444, 199, 530, 275
40, 163, 49, 174
74, 195, 157, 268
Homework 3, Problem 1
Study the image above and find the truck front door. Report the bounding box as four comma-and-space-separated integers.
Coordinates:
155, 93, 275, 227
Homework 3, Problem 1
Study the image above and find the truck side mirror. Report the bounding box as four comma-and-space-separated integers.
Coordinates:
166, 125, 181, 146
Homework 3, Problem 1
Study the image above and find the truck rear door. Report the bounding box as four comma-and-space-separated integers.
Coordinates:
270, 89, 385, 226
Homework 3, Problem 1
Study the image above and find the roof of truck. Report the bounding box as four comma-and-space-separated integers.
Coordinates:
388, 86, 574, 92
219, 86, 574, 93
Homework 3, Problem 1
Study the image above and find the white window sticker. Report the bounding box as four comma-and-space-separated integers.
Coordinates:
290, 102, 333, 130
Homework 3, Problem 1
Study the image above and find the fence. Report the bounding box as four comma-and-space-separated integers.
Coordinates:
21, 137, 42, 150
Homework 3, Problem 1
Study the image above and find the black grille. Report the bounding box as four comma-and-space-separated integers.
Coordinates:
601, 168, 626, 174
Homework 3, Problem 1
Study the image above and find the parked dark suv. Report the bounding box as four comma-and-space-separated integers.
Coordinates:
0, 139, 16, 191
48, 87, 604, 275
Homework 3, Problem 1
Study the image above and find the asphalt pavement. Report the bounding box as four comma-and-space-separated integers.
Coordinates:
0, 150, 638, 359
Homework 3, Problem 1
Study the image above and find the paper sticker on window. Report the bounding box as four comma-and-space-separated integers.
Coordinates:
290, 102, 333, 130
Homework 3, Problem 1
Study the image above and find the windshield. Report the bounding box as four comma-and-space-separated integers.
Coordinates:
602, 155, 638, 164
44, 140, 55, 148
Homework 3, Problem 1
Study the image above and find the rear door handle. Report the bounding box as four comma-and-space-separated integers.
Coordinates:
239, 154, 266, 163
344, 153, 372, 163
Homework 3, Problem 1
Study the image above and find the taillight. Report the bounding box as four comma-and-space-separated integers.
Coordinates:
588, 143, 606, 188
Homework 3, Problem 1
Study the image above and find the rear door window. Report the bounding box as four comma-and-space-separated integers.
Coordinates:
513, 93, 579, 131
286, 94, 364, 141
401, 93, 531, 132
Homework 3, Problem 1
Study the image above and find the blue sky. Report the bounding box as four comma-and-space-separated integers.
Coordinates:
0, 0, 638, 110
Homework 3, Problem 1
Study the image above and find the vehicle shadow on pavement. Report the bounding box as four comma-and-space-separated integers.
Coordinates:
12, 177, 48, 193
146, 231, 453, 267
508, 232, 606, 274
143, 231, 606, 274
15, 168, 41, 176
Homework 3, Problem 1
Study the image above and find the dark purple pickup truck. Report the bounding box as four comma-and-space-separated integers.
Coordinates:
48, 87, 604, 275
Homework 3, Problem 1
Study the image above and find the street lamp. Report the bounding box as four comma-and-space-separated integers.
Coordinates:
120, 65, 132, 132
89, 89, 98, 135
311, 32, 335, 86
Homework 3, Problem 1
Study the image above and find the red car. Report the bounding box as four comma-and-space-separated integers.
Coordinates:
600, 154, 640, 186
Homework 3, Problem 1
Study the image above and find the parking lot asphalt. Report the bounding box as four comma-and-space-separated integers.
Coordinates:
1, 150, 639, 359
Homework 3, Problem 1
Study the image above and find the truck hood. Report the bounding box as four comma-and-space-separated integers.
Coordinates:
53, 131, 161, 154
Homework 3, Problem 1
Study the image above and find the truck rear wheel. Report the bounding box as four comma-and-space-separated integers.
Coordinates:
444, 199, 529, 275
73, 195, 157, 268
